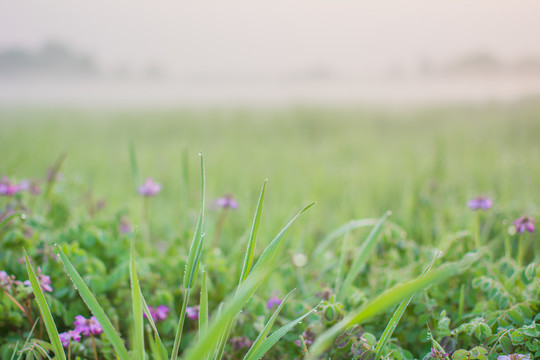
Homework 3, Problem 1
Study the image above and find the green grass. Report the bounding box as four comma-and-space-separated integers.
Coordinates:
1, 101, 540, 359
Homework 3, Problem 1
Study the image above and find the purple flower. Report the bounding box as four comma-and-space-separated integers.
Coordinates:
513, 216, 535, 234
138, 178, 162, 197
144, 305, 170, 322
24, 267, 53, 292
59, 329, 81, 347
294, 328, 315, 347
467, 196, 493, 210
0, 176, 19, 196
186, 305, 200, 320
497, 355, 531, 360
74, 315, 103, 336
216, 194, 238, 210
266, 294, 282, 309
430, 347, 449, 359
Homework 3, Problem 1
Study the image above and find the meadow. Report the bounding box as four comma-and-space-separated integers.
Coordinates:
0, 101, 539, 360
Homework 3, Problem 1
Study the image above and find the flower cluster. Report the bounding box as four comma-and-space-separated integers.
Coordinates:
59, 315, 103, 348
144, 305, 169, 322
294, 328, 315, 347
0, 270, 15, 291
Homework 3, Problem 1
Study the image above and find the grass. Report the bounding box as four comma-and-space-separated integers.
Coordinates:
1, 101, 539, 359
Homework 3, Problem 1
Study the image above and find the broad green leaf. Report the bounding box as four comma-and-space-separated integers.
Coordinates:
24, 251, 66, 360
56, 246, 129, 360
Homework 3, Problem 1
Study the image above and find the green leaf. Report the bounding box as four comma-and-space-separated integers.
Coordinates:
56, 246, 129, 360
239, 179, 267, 285
24, 251, 66, 360
507, 310, 524, 326
130, 237, 144, 360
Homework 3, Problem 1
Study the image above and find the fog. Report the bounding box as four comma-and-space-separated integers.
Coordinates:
2, 0, 540, 106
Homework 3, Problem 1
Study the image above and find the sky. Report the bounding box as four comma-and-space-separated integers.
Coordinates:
2, 1, 540, 77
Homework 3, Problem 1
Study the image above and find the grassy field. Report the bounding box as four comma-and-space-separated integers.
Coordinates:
0, 101, 539, 359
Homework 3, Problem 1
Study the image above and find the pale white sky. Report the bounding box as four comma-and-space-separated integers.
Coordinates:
1, 1, 540, 77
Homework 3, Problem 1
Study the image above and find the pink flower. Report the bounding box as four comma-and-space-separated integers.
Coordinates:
24, 267, 53, 292
216, 194, 238, 209
144, 305, 169, 322
266, 294, 282, 309
74, 315, 103, 336
467, 196, 493, 210
186, 305, 200, 320
118, 216, 132, 234
0, 176, 19, 196
137, 178, 162, 197
59, 329, 81, 347
513, 216, 535, 234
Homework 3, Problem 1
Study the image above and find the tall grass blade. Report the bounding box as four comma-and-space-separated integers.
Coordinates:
334, 228, 350, 295
56, 246, 130, 360
239, 179, 267, 285
251, 202, 315, 274
23, 251, 66, 360
308, 258, 476, 360
242, 289, 294, 360
130, 237, 144, 360
200, 266, 208, 340
244, 304, 318, 360
338, 212, 389, 300
172, 153, 205, 360
129, 141, 140, 187
372, 254, 438, 360
141, 295, 168, 360
183, 153, 205, 290
313, 218, 379, 256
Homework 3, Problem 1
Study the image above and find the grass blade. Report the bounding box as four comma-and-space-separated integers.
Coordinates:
338, 211, 390, 300
238, 179, 267, 285
372, 254, 438, 360
251, 202, 316, 274
242, 289, 294, 360
244, 303, 318, 360
56, 245, 130, 360
200, 266, 208, 341
183, 153, 205, 290
312, 218, 380, 256
308, 257, 476, 359
24, 251, 66, 360
130, 236, 144, 360
16, 318, 40, 360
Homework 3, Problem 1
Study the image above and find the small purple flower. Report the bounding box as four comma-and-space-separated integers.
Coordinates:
467, 196, 493, 210
59, 329, 81, 347
144, 305, 170, 322
430, 347, 449, 359
513, 216, 535, 234
497, 355, 531, 360
216, 194, 238, 210
186, 305, 200, 320
266, 294, 282, 309
294, 328, 315, 347
0, 176, 19, 196
74, 315, 103, 336
24, 267, 53, 292
138, 178, 162, 197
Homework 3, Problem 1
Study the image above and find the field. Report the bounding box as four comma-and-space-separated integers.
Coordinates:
0, 101, 539, 360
